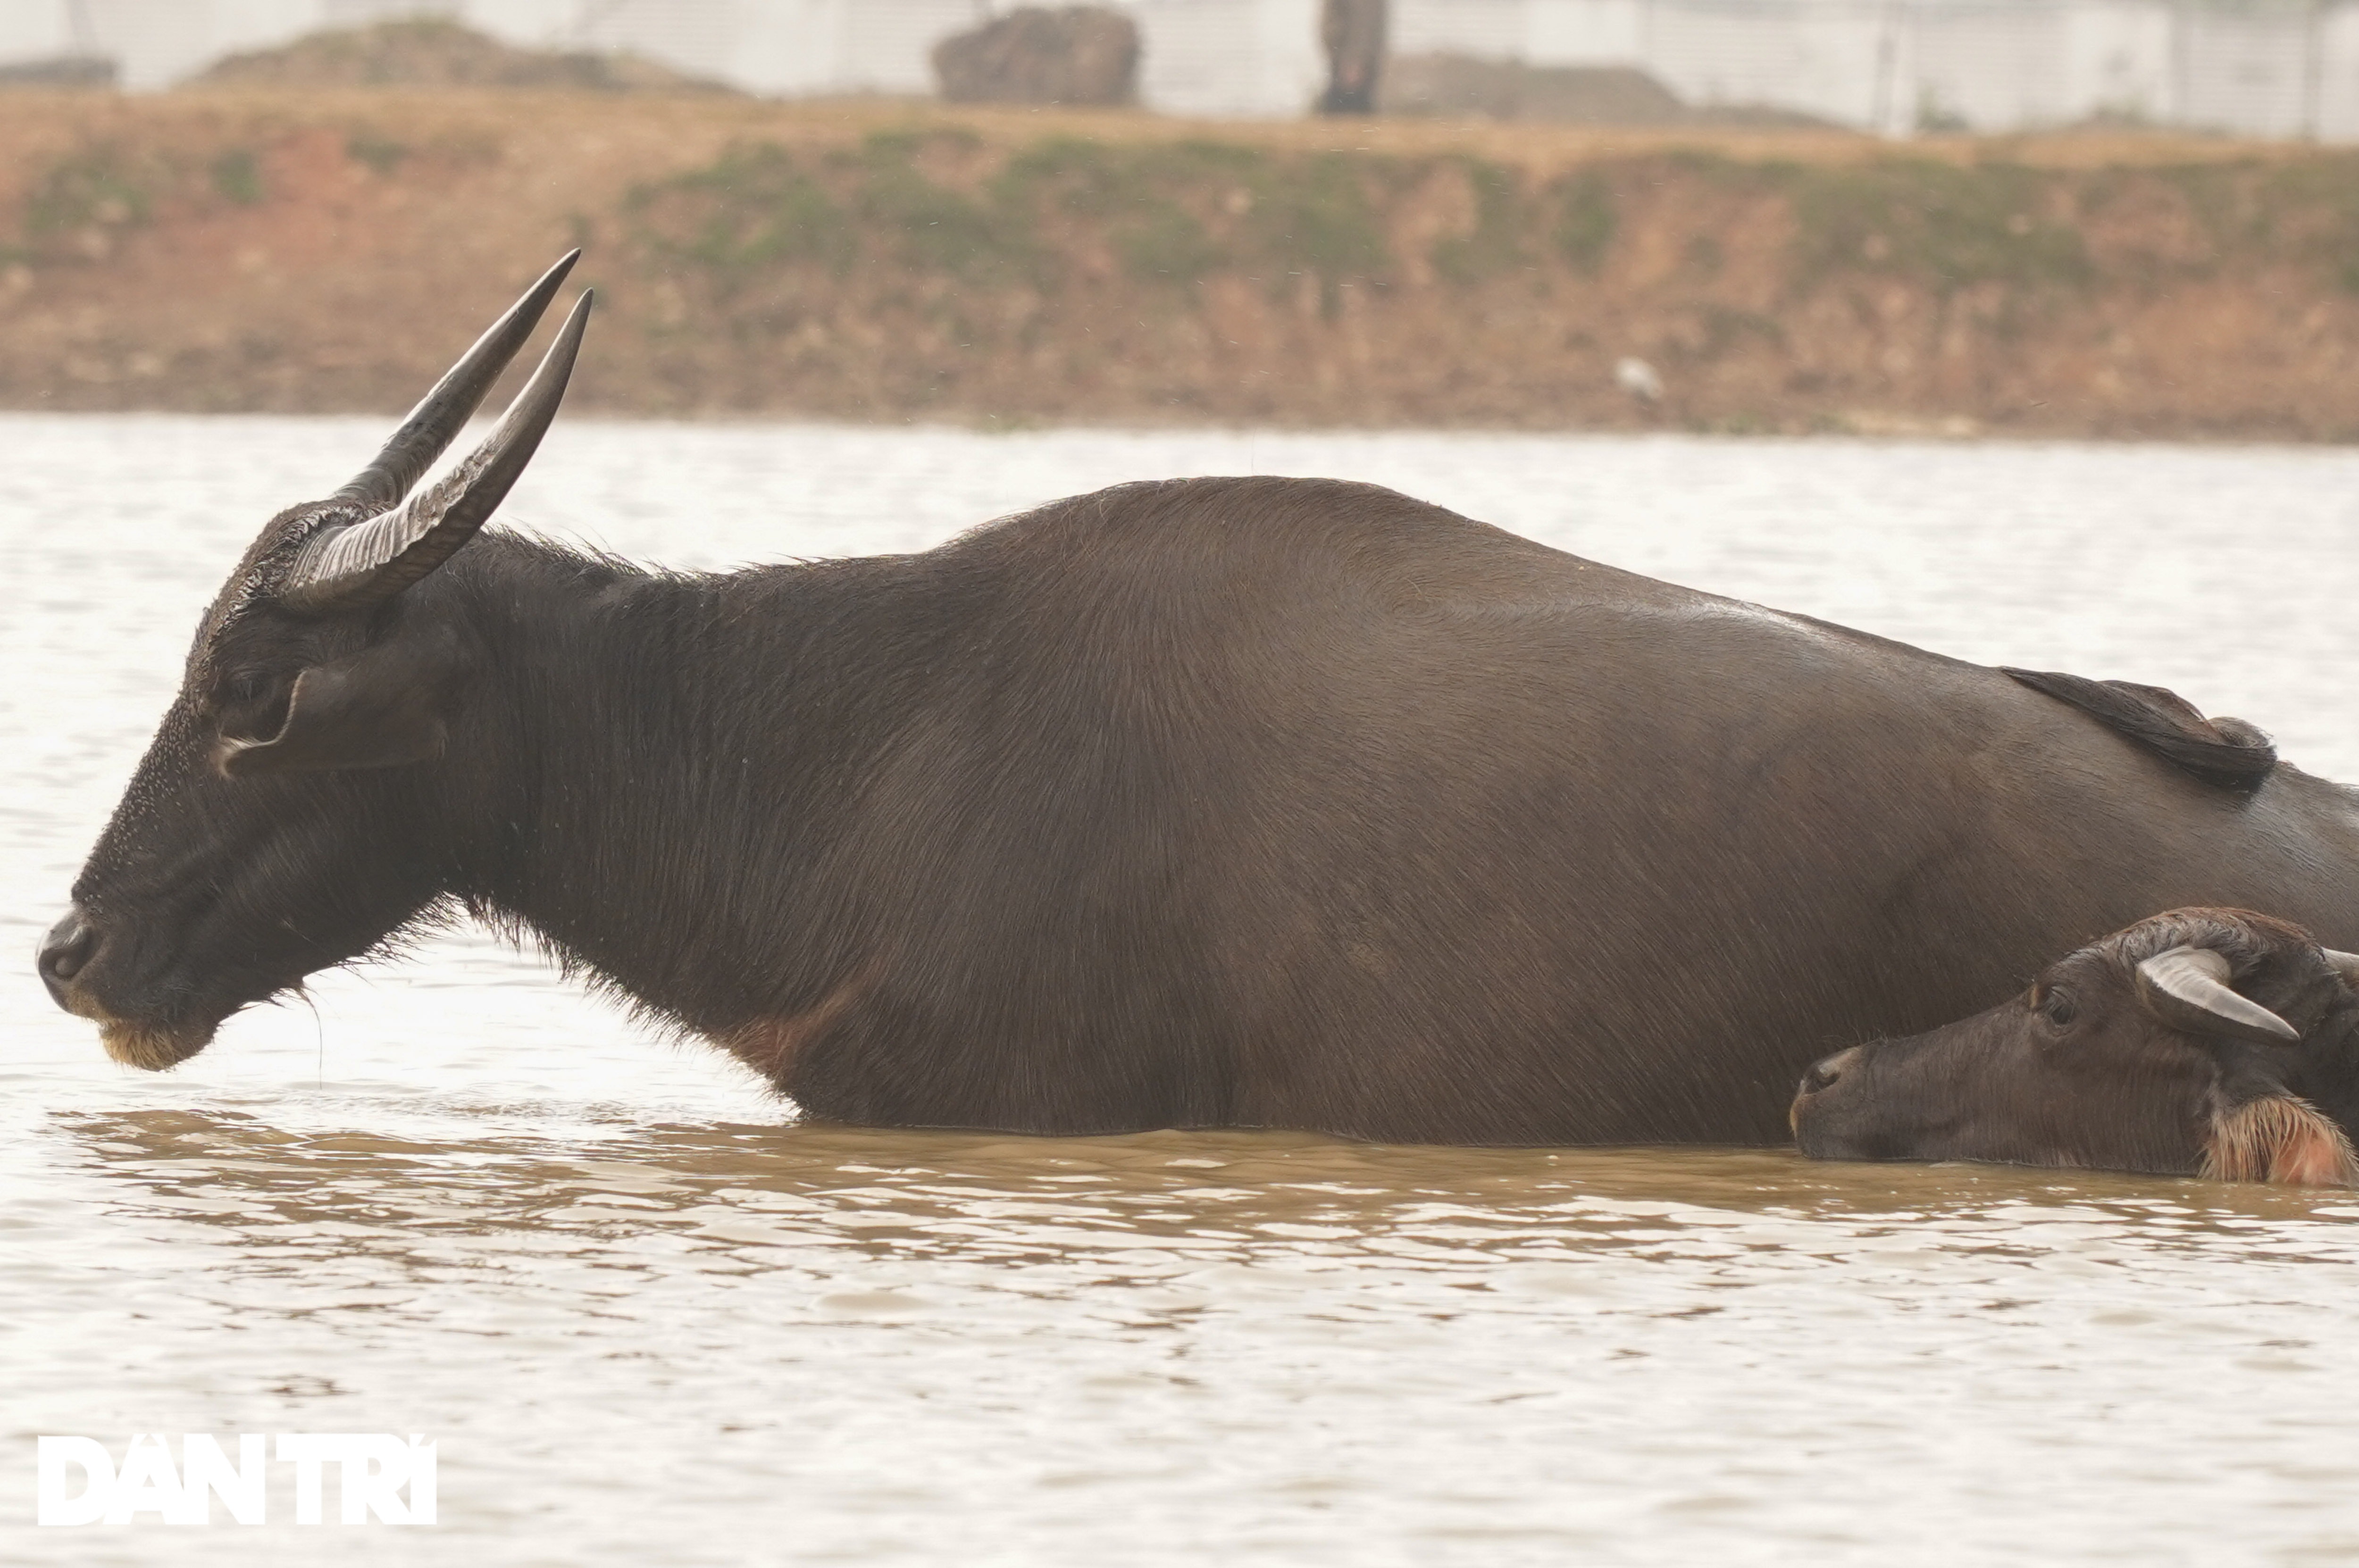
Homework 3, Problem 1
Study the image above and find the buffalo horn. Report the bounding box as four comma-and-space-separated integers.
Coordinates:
2133, 945, 2300, 1045
281, 288, 594, 615
327, 250, 579, 516
2320, 948, 2359, 989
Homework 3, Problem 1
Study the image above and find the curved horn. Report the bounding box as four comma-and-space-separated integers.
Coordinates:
329, 250, 579, 515
2320, 948, 2359, 989
282, 289, 594, 615
2134, 945, 2300, 1045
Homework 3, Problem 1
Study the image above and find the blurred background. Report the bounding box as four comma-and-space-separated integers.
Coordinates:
9, 0, 2357, 131
1, 0, 2357, 436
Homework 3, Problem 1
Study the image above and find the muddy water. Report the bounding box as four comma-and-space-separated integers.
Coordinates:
6, 418, 2359, 1564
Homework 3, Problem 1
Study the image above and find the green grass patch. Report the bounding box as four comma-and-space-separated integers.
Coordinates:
1236, 153, 1391, 307
345, 133, 408, 175
25, 147, 151, 238
855, 158, 1033, 285
1784, 158, 2090, 292
1548, 171, 1617, 274
2255, 156, 2359, 293
210, 149, 264, 205
632, 133, 1410, 308
998, 137, 1223, 287
1430, 159, 1526, 286
627, 142, 856, 281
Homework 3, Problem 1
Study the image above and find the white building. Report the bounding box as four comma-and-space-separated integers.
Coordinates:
6, 0, 2357, 137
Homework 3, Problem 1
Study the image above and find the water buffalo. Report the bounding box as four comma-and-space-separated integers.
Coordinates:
35, 254, 2359, 1144
1791, 909, 2359, 1186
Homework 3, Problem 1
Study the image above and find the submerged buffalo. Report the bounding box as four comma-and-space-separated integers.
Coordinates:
1791, 909, 2359, 1186
36, 255, 2359, 1144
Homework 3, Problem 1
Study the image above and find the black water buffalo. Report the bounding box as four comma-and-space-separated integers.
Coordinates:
1791, 909, 2359, 1186
36, 255, 2359, 1144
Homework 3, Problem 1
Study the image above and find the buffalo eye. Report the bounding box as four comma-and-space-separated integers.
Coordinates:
2037, 986, 2078, 1029
214, 670, 290, 736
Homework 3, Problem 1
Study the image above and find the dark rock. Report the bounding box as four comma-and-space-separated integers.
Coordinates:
933, 7, 1139, 106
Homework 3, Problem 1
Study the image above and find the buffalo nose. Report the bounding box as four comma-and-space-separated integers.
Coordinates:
36, 908, 98, 1005
1799, 1047, 1860, 1098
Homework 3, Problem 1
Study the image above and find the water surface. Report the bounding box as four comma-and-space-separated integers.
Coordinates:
5, 418, 2359, 1563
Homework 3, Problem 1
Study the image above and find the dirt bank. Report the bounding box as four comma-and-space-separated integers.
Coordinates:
3, 89, 2357, 438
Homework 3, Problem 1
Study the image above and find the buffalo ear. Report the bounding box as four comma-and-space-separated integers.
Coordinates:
2203, 1092, 2359, 1188
213, 628, 464, 777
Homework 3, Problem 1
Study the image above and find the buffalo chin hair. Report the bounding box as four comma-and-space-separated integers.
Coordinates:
2203, 1095, 2359, 1188
99, 1019, 210, 1072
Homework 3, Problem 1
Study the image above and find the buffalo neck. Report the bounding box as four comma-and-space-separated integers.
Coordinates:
428, 531, 927, 1036
2293, 1009, 2359, 1139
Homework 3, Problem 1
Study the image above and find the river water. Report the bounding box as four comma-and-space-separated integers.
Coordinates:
5, 417, 2359, 1564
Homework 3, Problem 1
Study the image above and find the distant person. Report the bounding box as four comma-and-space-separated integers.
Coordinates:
1318, 0, 1386, 115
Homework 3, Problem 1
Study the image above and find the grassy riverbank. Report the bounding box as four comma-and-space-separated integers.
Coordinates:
3, 89, 2357, 437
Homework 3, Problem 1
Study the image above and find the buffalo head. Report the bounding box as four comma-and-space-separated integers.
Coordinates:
1792, 908, 2359, 1186
35, 254, 594, 1068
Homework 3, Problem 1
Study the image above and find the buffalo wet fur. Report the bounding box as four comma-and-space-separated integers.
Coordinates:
1793, 908, 2359, 1186
42, 255, 2359, 1147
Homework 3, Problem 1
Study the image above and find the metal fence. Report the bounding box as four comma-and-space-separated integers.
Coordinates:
19, 0, 2359, 137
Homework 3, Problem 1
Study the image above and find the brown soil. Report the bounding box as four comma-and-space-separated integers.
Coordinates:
3, 88, 2358, 438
